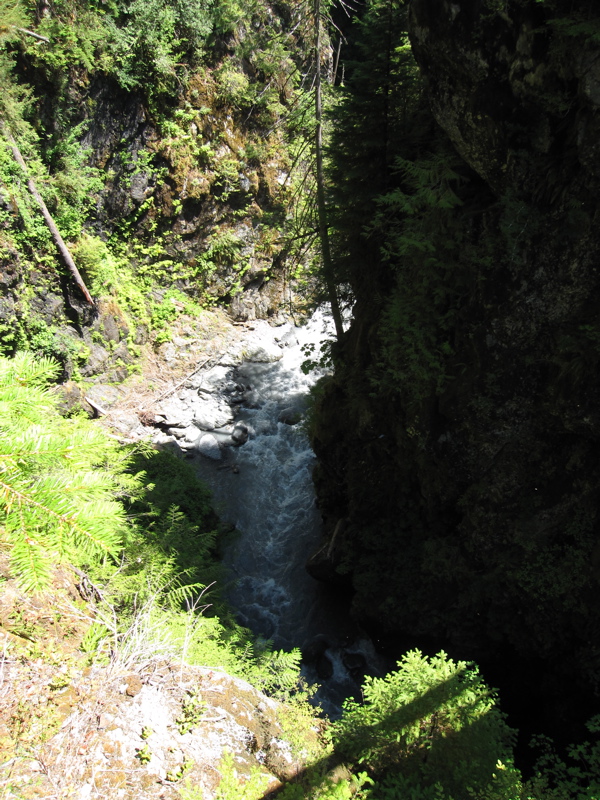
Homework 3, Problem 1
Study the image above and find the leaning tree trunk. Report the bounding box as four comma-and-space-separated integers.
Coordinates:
314, 0, 344, 342
1, 123, 95, 305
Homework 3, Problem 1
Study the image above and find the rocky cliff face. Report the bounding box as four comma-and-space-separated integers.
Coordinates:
82, 72, 295, 321
0, 3, 307, 385
309, 0, 600, 705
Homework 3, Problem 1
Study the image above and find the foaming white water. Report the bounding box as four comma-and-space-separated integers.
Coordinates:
192, 309, 352, 650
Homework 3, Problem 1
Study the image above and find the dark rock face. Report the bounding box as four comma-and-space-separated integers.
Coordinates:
409, 0, 600, 199
310, 0, 600, 698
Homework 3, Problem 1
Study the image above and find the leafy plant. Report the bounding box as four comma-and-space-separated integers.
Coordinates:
106, 0, 213, 98
331, 650, 519, 800
136, 743, 152, 763
0, 352, 137, 591
176, 690, 206, 734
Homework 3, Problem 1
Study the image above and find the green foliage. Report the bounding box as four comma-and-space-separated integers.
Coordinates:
79, 621, 110, 662
277, 771, 373, 800
106, 0, 212, 97
331, 650, 519, 800
547, 11, 600, 47
31, 9, 107, 80
327, 0, 427, 292
367, 152, 466, 402
523, 717, 600, 800
176, 690, 206, 734
0, 352, 134, 590
44, 124, 105, 240
0, 0, 28, 43
73, 235, 205, 343
136, 742, 152, 763
181, 751, 269, 800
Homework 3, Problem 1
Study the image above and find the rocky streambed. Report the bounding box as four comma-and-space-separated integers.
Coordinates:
88, 309, 386, 714
148, 322, 290, 461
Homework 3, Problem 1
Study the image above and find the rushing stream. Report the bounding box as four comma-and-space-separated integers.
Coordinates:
189, 310, 386, 713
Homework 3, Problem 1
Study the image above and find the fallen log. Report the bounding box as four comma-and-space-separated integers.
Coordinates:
0, 122, 95, 305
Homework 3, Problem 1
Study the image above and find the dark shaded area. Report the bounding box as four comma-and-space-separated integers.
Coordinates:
307, 0, 600, 773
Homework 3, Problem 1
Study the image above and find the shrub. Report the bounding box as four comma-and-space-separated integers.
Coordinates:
331, 650, 520, 800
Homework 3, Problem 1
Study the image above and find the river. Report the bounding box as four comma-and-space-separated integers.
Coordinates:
190, 310, 385, 713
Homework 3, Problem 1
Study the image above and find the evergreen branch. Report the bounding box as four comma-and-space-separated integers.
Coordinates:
0, 479, 120, 555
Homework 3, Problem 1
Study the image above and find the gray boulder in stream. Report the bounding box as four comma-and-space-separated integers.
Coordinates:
278, 407, 301, 426
194, 396, 234, 430
231, 422, 249, 446
196, 433, 222, 460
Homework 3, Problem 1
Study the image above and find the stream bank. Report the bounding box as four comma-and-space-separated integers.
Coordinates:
94, 307, 386, 716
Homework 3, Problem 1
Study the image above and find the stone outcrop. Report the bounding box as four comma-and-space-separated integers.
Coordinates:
0, 557, 312, 800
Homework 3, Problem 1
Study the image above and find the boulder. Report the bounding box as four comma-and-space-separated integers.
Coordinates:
241, 338, 283, 363
193, 396, 234, 430
80, 344, 110, 377
231, 422, 249, 446
84, 383, 125, 409
154, 401, 194, 428
169, 425, 199, 444
278, 407, 301, 426
196, 433, 222, 461
188, 365, 231, 392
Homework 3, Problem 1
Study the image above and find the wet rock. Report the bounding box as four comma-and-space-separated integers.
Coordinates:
196, 433, 222, 460
278, 407, 301, 425
194, 396, 234, 430
275, 327, 298, 348
342, 651, 367, 677
302, 635, 330, 664
231, 422, 249, 446
315, 653, 333, 680
242, 338, 283, 363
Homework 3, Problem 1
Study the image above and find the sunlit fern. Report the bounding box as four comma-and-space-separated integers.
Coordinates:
0, 352, 135, 591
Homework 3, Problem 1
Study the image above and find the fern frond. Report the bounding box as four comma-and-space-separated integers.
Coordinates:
0, 351, 132, 590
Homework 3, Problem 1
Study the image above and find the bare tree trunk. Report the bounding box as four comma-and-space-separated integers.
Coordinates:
314, 0, 344, 342
1, 124, 95, 305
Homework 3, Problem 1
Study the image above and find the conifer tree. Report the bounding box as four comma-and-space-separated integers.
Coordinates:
0, 353, 135, 591
313, 0, 344, 341
327, 0, 429, 295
